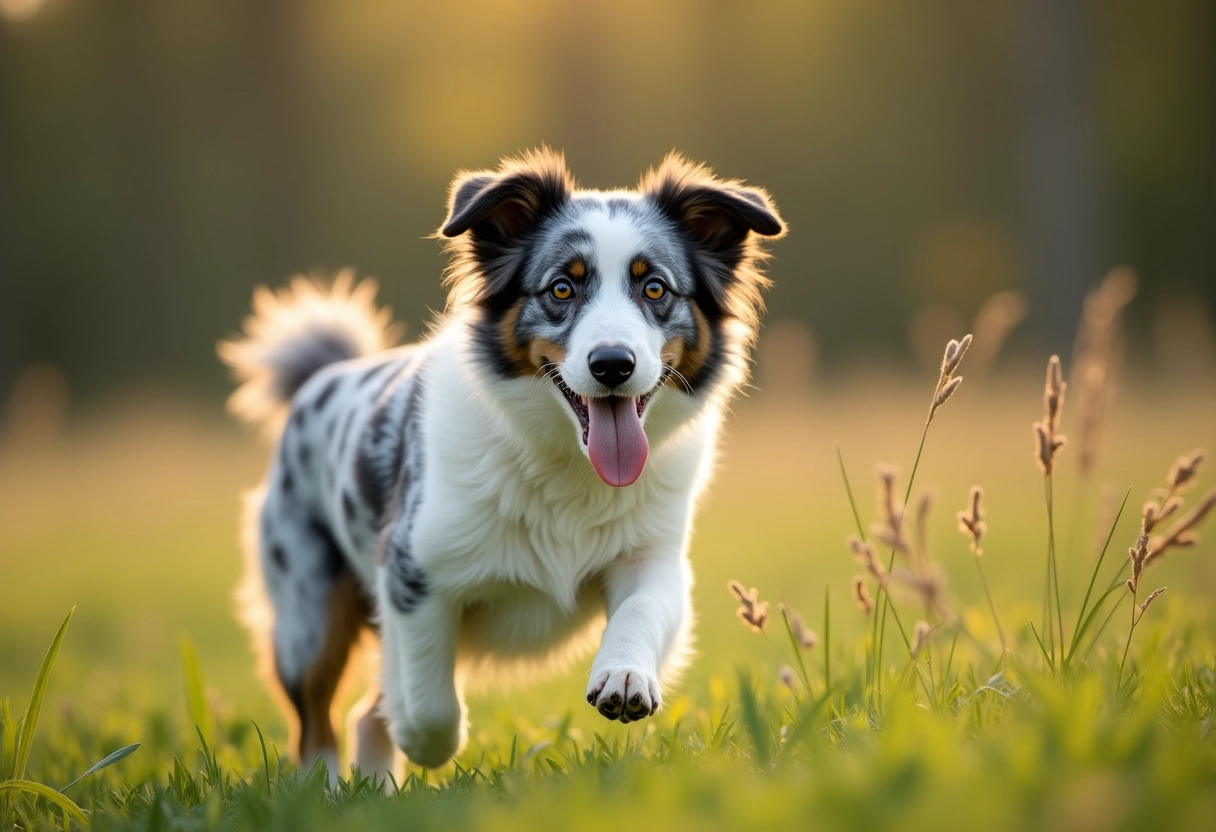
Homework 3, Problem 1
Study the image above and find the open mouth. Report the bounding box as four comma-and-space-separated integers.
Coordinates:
551, 373, 658, 487
552, 375, 655, 444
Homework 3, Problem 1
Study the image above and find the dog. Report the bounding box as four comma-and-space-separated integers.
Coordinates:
219, 150, 784, 780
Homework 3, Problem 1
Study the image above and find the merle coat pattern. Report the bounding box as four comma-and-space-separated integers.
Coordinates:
220, 150, 784, 779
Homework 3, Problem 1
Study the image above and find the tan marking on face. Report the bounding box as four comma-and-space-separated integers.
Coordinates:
295, 571, 370, 764
498, 300, 534, 375
666, 304, 712, 385
568, 259, 586, 279
662, 335, 684, 384
631, 258, 648, 278
529, 337, 566, 370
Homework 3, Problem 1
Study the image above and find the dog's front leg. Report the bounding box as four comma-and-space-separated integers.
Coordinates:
587, 552, 689, 723
376, 555, 465, 768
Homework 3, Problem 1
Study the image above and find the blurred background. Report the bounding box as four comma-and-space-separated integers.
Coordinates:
1, 0, 1214, 747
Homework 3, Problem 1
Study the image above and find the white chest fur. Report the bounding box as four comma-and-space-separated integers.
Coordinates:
409, 323, 715, 614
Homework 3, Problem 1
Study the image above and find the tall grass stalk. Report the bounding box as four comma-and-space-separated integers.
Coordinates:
872, 333, 970, 707
873, 421, 927, 699
973, 555, 1006, 657
823, 586, 831, 695
835, 443, 874, 691
1043, 475, 1065, 668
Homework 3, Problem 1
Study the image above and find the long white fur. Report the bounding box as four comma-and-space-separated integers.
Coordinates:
230, 198, 741, 782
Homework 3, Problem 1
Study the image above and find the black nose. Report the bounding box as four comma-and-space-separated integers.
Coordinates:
588, 346, 635, 388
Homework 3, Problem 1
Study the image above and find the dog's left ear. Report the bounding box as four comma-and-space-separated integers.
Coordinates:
441, 149, 574, 244
641, 154, 785, 254
641, 154, 784, 320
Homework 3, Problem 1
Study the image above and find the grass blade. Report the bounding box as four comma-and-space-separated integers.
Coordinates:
1, 698, 16, 781
0, 780, 88, 826
14, 608, 74, 783
836, 442, 866, 540
1029, 622, 1052, 670
60, 743, 141, 792
1065, 486, 1131, 666
179, 633, 214, 743
252, 722, 272, 793
736, 670, 771, 765
823, 585, 831, 695
777, 606, 812, 693
1075, 582, 1132, 662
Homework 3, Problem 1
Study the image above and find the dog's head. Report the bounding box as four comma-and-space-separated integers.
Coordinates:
439, 149, 785, 487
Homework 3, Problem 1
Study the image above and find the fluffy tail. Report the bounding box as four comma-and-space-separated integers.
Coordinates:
218, 269, 399, 434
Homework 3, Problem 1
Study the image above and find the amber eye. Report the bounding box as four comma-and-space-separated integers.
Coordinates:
551, 280, 574, 300
643, 280, 667, 300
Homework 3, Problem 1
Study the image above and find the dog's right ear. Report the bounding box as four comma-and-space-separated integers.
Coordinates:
440, 149, 574, 245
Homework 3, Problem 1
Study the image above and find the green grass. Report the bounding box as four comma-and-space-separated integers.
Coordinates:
2, 374, 1216, 829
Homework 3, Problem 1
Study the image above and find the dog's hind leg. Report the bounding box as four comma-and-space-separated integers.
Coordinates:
254, 487, 369, 781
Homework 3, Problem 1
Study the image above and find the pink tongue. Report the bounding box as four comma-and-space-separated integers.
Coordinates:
586, 396, 649, 487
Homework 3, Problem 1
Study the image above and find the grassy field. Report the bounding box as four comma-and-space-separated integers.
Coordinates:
2, 361, 1216, 830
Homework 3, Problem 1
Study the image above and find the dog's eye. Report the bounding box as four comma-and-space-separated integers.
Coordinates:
643, 280, 667, 301
551, 280, 574, 301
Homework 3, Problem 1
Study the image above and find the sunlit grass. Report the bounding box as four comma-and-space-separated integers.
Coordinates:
1, 371, 1215, 828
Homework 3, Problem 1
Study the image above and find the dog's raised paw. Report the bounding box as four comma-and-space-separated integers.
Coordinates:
586, 668, 660, 723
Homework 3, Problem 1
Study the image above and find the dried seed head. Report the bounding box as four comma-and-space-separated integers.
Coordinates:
877, 464, 899, 518
738, 602, 769, 633
1142, 497, 1182, 534
728, 579, 753, 605
941, 333, 973, 378
911, 620, 932, 657
875, 465, 908, 553
916, 490, 934, 531
1044, 355, 1067, 433
849, 536, 888, 586
895, 564, 945, 615
914, 490, 934, 564
934, 375, 964, 408
1137, 587, 1166, 617
1146, 487, 1216, 567
930, 333, 972, 421
1032, 355, 1068, 479
778, 666, 798, 693
779, 603, 819, 649
1073, 269, 1137, 477
956, 485, 987, 555
1167, 449, 1205, 496
1033, 422, 1067, 475
1127, 526, 1150, 592
728, 579, 769, 633
852, 575, 874, 614
872, 524, 909, 556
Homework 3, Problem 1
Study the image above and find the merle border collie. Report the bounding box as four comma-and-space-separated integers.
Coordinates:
219, 149, 784, 779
